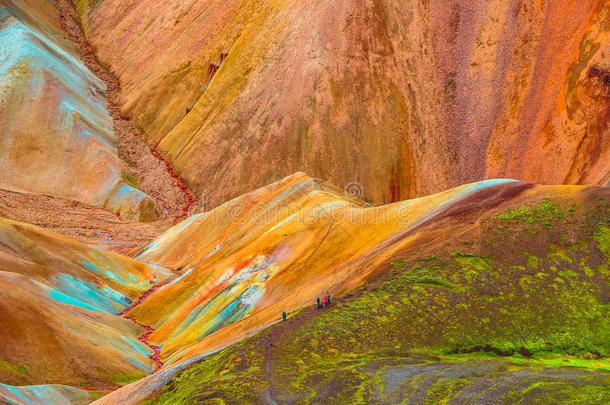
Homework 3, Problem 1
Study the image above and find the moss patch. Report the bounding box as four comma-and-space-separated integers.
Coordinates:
73, 0, 102, 16
121, 171, 139, 189
112, 372, 147, 386
0, 359, 31, 385
496, 200, 569, 227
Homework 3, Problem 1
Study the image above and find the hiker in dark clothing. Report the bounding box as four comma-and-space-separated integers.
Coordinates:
328, 294, 332, 305
317, 296, 321, 309
282, 311, 287, 321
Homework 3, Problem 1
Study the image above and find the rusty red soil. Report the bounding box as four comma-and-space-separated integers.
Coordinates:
74, 384, 121, 392
150, 147, 195, 224
123, 316, 163, 372
118, 267, 181, 372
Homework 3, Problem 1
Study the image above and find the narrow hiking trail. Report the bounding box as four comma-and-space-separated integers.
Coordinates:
260, 301, 340, 403
258, 280, 401, 401
55, 0, 195, 221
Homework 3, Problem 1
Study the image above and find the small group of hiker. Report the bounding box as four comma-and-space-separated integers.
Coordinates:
281, 291, 333, 321
588, 67, 610, 85
316, 292, 332, 309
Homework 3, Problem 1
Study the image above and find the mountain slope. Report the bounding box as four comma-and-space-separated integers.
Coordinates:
77, 0, 609, 208
93, 182, 610, 404
0, 383, 94, 405
0, 0, 158, 221
111, 174, 535, 370
0, 217, 173, 388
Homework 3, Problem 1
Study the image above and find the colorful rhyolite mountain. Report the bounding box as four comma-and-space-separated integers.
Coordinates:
127, 174, 523, 367
0, 1, 608, 404
0, 0, 158, 221
0, 216, 173, 390
93, 174, 610, 405
77, 0, 609, 207
0, 173, 608, 404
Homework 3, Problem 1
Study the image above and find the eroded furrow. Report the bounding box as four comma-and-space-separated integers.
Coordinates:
55, 0, 194, 220
117, 280, 172, 373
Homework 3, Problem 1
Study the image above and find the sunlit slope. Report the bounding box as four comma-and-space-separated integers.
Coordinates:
94, 182, 610, 405
0, 217, 173, 387
0, 0, 158, 221
0, 383, 93, 405
125, 173, 520, 366
78, 0, 608, 207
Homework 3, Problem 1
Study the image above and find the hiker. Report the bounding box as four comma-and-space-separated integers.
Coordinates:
324, 295, 329, 307
328, 294, 332, 305
282, 311, 287, 321
317, 296, 321, 309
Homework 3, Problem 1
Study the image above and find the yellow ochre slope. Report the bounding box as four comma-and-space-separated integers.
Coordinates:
78, 0, 609, 208
125, 173, 524, 367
